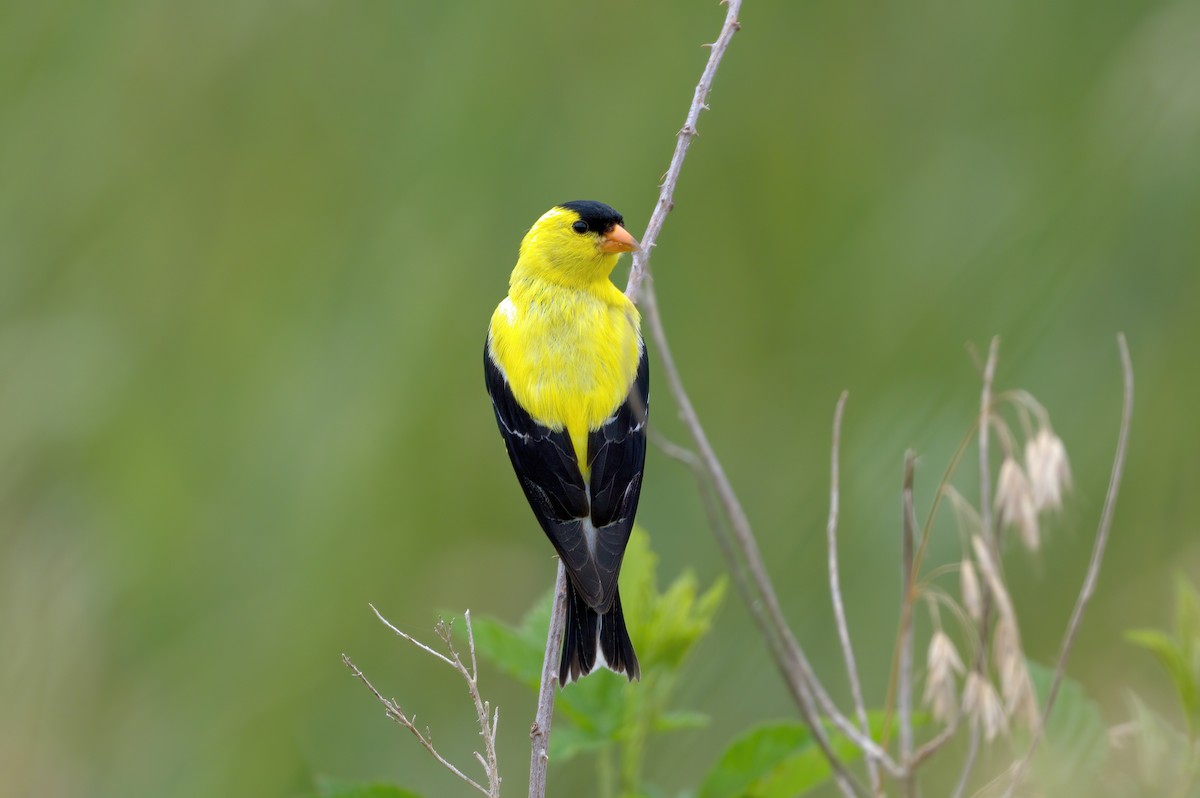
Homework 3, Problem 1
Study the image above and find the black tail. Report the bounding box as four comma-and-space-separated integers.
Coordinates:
559, 579, 640, 685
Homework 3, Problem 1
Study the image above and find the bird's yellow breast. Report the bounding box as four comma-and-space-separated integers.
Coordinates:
488, 278, 641, 472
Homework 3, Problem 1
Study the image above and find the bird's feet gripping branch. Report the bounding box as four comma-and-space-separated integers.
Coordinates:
485, 200, 648, 685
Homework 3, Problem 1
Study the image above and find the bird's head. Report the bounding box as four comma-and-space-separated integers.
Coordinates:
516, 200, 639, 286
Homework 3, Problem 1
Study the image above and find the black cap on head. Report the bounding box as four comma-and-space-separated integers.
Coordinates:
558, 200, 624, 233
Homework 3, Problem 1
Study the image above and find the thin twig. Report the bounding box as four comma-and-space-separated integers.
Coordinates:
912, 717, 960, 767
952, 727, 981, 798
529, 562, 568, 798
624, 0, 743, 303
952, 338, 1000, 798
641, 251, 904, 790
882, 418, 980, 747
899, 451, 917, 797
526, 3, 746, 793
345, 608, 501, 797
653, 425, 883, 794
620, 4, 874, 789
1000, 333, 1134, 797
620, 0, 899, 790
370, 603, 457, 669
647, 426, 702, 469
639, 283, 875, 797
826, 392, 879, 794
462, 611, 501, 797
650, 426, 762, 632
343, 654, 491, 797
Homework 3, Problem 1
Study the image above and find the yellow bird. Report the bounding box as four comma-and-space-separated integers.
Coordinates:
485, 201, 647, 684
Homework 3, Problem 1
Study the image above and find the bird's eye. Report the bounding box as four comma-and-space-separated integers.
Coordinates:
571, 220, 589, 234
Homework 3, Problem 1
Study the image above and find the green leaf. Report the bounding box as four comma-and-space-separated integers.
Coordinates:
620, 524, 659, 635
1175, 576, 1200, 733
698, 712, 914, 798
698, 722, 815, 798
552, 664, 629, 735
640, 571, 727, 671
550, 724, 618, 762
1127, 628, 1200, 732
1175, 575, 1200, 665
467, 525, 726, 793
618, 527, 727, 672
753, 744, 839, 798
451, 586, 557, 690
1018, 660, 1108, 793
467, 613, 545, 688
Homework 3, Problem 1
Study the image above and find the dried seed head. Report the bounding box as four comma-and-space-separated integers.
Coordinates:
962, 670, 1009, 741
923, 631, 965, 724
995, 457, 1040, 551
923, 667, 958, 725
971, 534, 1017, 624
944, 485, 982, 537
960, 558, 983, 622
991, 617, 1038, 731
1025, 427, 1072, 513
1007, 662, 1039, 730
992, 616, 1021, 673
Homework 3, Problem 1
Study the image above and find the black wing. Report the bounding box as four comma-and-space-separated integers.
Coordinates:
485, 338, 649, 612
584, 345, 649, 608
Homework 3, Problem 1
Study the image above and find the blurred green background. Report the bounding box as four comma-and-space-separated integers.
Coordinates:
2, 0, 1198, 795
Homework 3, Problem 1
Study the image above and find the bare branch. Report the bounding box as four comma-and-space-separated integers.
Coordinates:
462, 611, 502, 798
648, 426, 702, 470
637, 229, 905, 791
528, 5, 747, 795
625, 0, 743, 302
912, 717, 960, 767
653, 427, 894, 790
651, 425, 763, 630
343, 654, 490, 796
951, 726, 981, 798
826, 392, 879, 793
618, 7, 900, 785
637, 281, 877, 796
466, 609, 480, 681
529, 562, 568, 798
619, 4, 876, 789
344, 607, 501, 797
1001, 333, 1134, 797
899, 451, 917, 797
370, 603, 457, 669
952, 338, 1001, 798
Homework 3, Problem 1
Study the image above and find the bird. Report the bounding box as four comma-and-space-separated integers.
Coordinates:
484, 200, 648, 685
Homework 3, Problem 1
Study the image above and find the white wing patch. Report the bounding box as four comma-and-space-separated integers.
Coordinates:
498, 296, 517, 324
580, 483, 597, 556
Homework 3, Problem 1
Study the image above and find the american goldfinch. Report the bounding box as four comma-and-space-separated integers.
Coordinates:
485, 200, 648, 684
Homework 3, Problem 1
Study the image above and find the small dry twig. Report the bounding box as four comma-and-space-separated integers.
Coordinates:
624, 0, 743, 303
619, 1, 875, 791
525, 4, 748, 795
899, 451, 917, 797
826, 392, 880, 794
344, 606, 501, 797
1001, 333, 1133, 797
529, 563, 568, 798
951, 338, 1001, 798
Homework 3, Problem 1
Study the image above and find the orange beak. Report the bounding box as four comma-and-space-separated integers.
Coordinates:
599, 224, 640, 254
